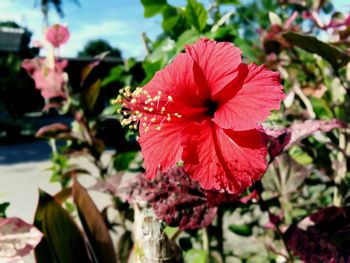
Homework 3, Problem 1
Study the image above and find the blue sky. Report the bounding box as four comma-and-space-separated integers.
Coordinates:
0, 0, 349, 59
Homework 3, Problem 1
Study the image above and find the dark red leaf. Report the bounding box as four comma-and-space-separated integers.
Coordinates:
34, 190, 91, 263
123, 167, 238, 230
284, 206, 350, 262
35, 123, 72, 139
72, 178, 117, 263
267, 119, 347, 159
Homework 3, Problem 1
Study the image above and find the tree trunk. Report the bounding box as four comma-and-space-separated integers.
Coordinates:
133, 201, 182, 263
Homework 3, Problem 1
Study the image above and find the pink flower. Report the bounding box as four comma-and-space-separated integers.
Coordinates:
22, 58, 68, 99
45, 24, 70, 48
123, 38, 285, 193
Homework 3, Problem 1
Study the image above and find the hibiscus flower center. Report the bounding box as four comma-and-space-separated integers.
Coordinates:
205, 100, 218, 117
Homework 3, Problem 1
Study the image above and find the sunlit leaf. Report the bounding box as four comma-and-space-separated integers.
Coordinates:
185, 0, 208, 32
0, 217, 42, 262
175, 29, 200, 52
289, 146, 313, 165
184, 249, 208, 263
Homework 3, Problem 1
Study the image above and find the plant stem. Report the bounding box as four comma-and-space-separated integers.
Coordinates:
203, 228, 209, 262
216, 207, 224, 261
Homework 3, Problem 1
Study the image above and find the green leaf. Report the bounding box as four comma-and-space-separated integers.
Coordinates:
164, 226, 178, 238
310, 97, 334, 119
289, 146, 313, 165
73, 178, 117, 263
282, 32, 350, 71
228, 223, 253, 236
0, 202, 10, 218
113, 151, 137, 171
185, 0, 208, 32
175, 29, 200, 52
148, 38, 175, 63
141, 0, 167, 18
162, 6, 181, 32
184, 249, 208, 263
217, 0, 239, 4
100, 103, 122, 116
142, 60, 163, 85
101, 65, 124, 87
83, 79, 102, 113
34, 190, 91, 263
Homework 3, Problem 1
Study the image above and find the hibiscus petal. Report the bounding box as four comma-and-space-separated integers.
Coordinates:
213, 63, 285, 130
182, 120, 267, 193
139, 121, 189, 179
185, 38, 242, 96
143, 53, 209, 112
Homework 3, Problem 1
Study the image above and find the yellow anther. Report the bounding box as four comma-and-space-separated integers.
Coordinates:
167, 116, 171, 121
167, 95, 173, 102
161, 107, 166, 114
151, 117, 157, 122
144, 106, 149, 111
142, 123, 147, 127
130, 98, 137, 104
148, 107, 154, 112
157, 91, 162, 95
155, 126, 161, 131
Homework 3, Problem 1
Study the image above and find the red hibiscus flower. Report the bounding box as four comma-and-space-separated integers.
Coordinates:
122, 38, 285, 193
22, 58, 68, 100
45, 24, 70, 48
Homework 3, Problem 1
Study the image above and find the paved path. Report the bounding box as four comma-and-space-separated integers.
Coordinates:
0, 140, 112, 262
0, 141, 56, 221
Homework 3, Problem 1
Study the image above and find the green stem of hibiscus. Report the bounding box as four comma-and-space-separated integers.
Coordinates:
216, 206, 225, 261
